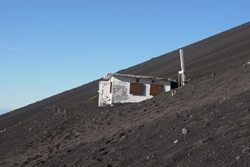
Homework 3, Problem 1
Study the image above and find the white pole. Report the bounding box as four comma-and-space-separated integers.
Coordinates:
179, 49, 186, 86
178, 72, 180, 88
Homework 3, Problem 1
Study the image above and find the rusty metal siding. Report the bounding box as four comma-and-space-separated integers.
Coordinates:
150, 84, 163, 96
130, 83, 143, 95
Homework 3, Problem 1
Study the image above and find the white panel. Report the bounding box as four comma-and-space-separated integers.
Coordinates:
98, 81, 111, 106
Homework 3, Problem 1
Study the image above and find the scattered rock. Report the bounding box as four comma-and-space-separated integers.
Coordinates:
236, 156, 240, 160
242, 145, 250, 154
182, 128, 189, 135
174, 140, 179, 144
243, 61, 250, 67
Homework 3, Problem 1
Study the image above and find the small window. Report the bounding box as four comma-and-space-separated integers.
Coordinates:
150, 84, 163, 96
130, 83, 143, 95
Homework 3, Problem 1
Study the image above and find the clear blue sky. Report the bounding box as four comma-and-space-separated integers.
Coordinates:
0, 0, 249, 115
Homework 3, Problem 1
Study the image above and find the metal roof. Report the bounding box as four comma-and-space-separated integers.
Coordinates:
103, 73, 176, 82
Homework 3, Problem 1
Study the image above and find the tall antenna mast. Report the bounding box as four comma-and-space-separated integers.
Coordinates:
179, 48, 186, 86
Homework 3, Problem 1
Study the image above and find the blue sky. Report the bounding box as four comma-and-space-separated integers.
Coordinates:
0, 0, 249, 115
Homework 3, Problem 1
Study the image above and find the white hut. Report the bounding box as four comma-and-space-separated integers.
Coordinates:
98, 73, 177, 107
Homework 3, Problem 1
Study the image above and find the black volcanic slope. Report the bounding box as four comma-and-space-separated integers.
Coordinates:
1, 22, 250, 167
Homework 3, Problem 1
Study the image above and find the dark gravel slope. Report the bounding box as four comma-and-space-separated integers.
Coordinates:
1, 22, 250, 167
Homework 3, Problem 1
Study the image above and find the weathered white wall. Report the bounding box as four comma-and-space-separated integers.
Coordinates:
98, 81, 112, 106
111, 76, 171, 104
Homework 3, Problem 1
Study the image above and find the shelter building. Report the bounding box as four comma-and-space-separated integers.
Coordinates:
98, 73, 177, 106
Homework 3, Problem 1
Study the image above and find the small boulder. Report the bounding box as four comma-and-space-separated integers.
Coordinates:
182, 128, 189, 135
